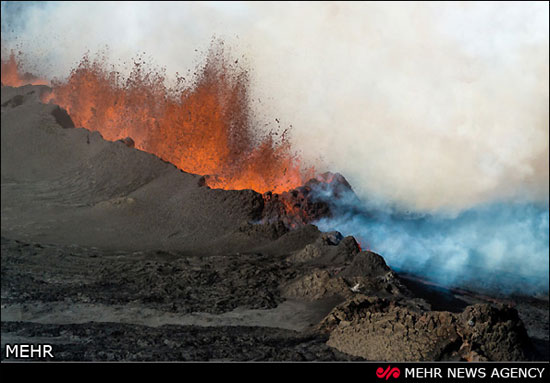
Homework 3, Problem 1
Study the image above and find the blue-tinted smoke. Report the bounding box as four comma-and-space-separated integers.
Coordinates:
314, 186, 549, 295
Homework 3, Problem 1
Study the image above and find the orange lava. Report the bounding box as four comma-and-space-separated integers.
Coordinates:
49, 49, 313, 193
2, 48, 314, 194
1, 52, 49, 87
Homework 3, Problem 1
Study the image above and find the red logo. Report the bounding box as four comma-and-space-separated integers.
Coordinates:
376, 366, 401, 380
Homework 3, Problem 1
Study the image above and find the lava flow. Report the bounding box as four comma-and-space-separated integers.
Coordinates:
1, 48, 314, 194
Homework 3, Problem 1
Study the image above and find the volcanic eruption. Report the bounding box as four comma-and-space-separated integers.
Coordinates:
1, 1, 548, 363
3, 46, 314, 195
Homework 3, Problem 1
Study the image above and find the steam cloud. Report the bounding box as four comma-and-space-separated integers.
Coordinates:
314, 187, 549, 294
2, 2, 548, 293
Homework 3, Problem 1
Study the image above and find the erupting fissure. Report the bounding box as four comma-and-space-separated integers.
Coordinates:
1, 48, 314, 194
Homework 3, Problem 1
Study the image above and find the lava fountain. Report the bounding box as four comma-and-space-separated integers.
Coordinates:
1, 47, 314, 194
1, 52, 49, 87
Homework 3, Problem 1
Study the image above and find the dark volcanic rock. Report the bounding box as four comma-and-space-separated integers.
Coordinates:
305, 172, 354, 199
116, 136, 135, 148
1, 94, 24, 108
238, 220, 289, 241
341, 250, 392, 278
283, 247, 412, 302
318, 295, 535, 361
1, 84, 51, 106
288, 235, 359, 266
1, 321, 361, 361
261, 172, 355, 228
456, 304, 535, 361
50, 105, 75, 129
0, 237, 291, 314
261, 188, 330, 228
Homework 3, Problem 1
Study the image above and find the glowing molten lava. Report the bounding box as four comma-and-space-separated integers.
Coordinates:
1, 52, 49, 87
14, 48, 312, 194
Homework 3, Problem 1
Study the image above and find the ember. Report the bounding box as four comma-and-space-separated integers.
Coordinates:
1, 47, 314, 194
